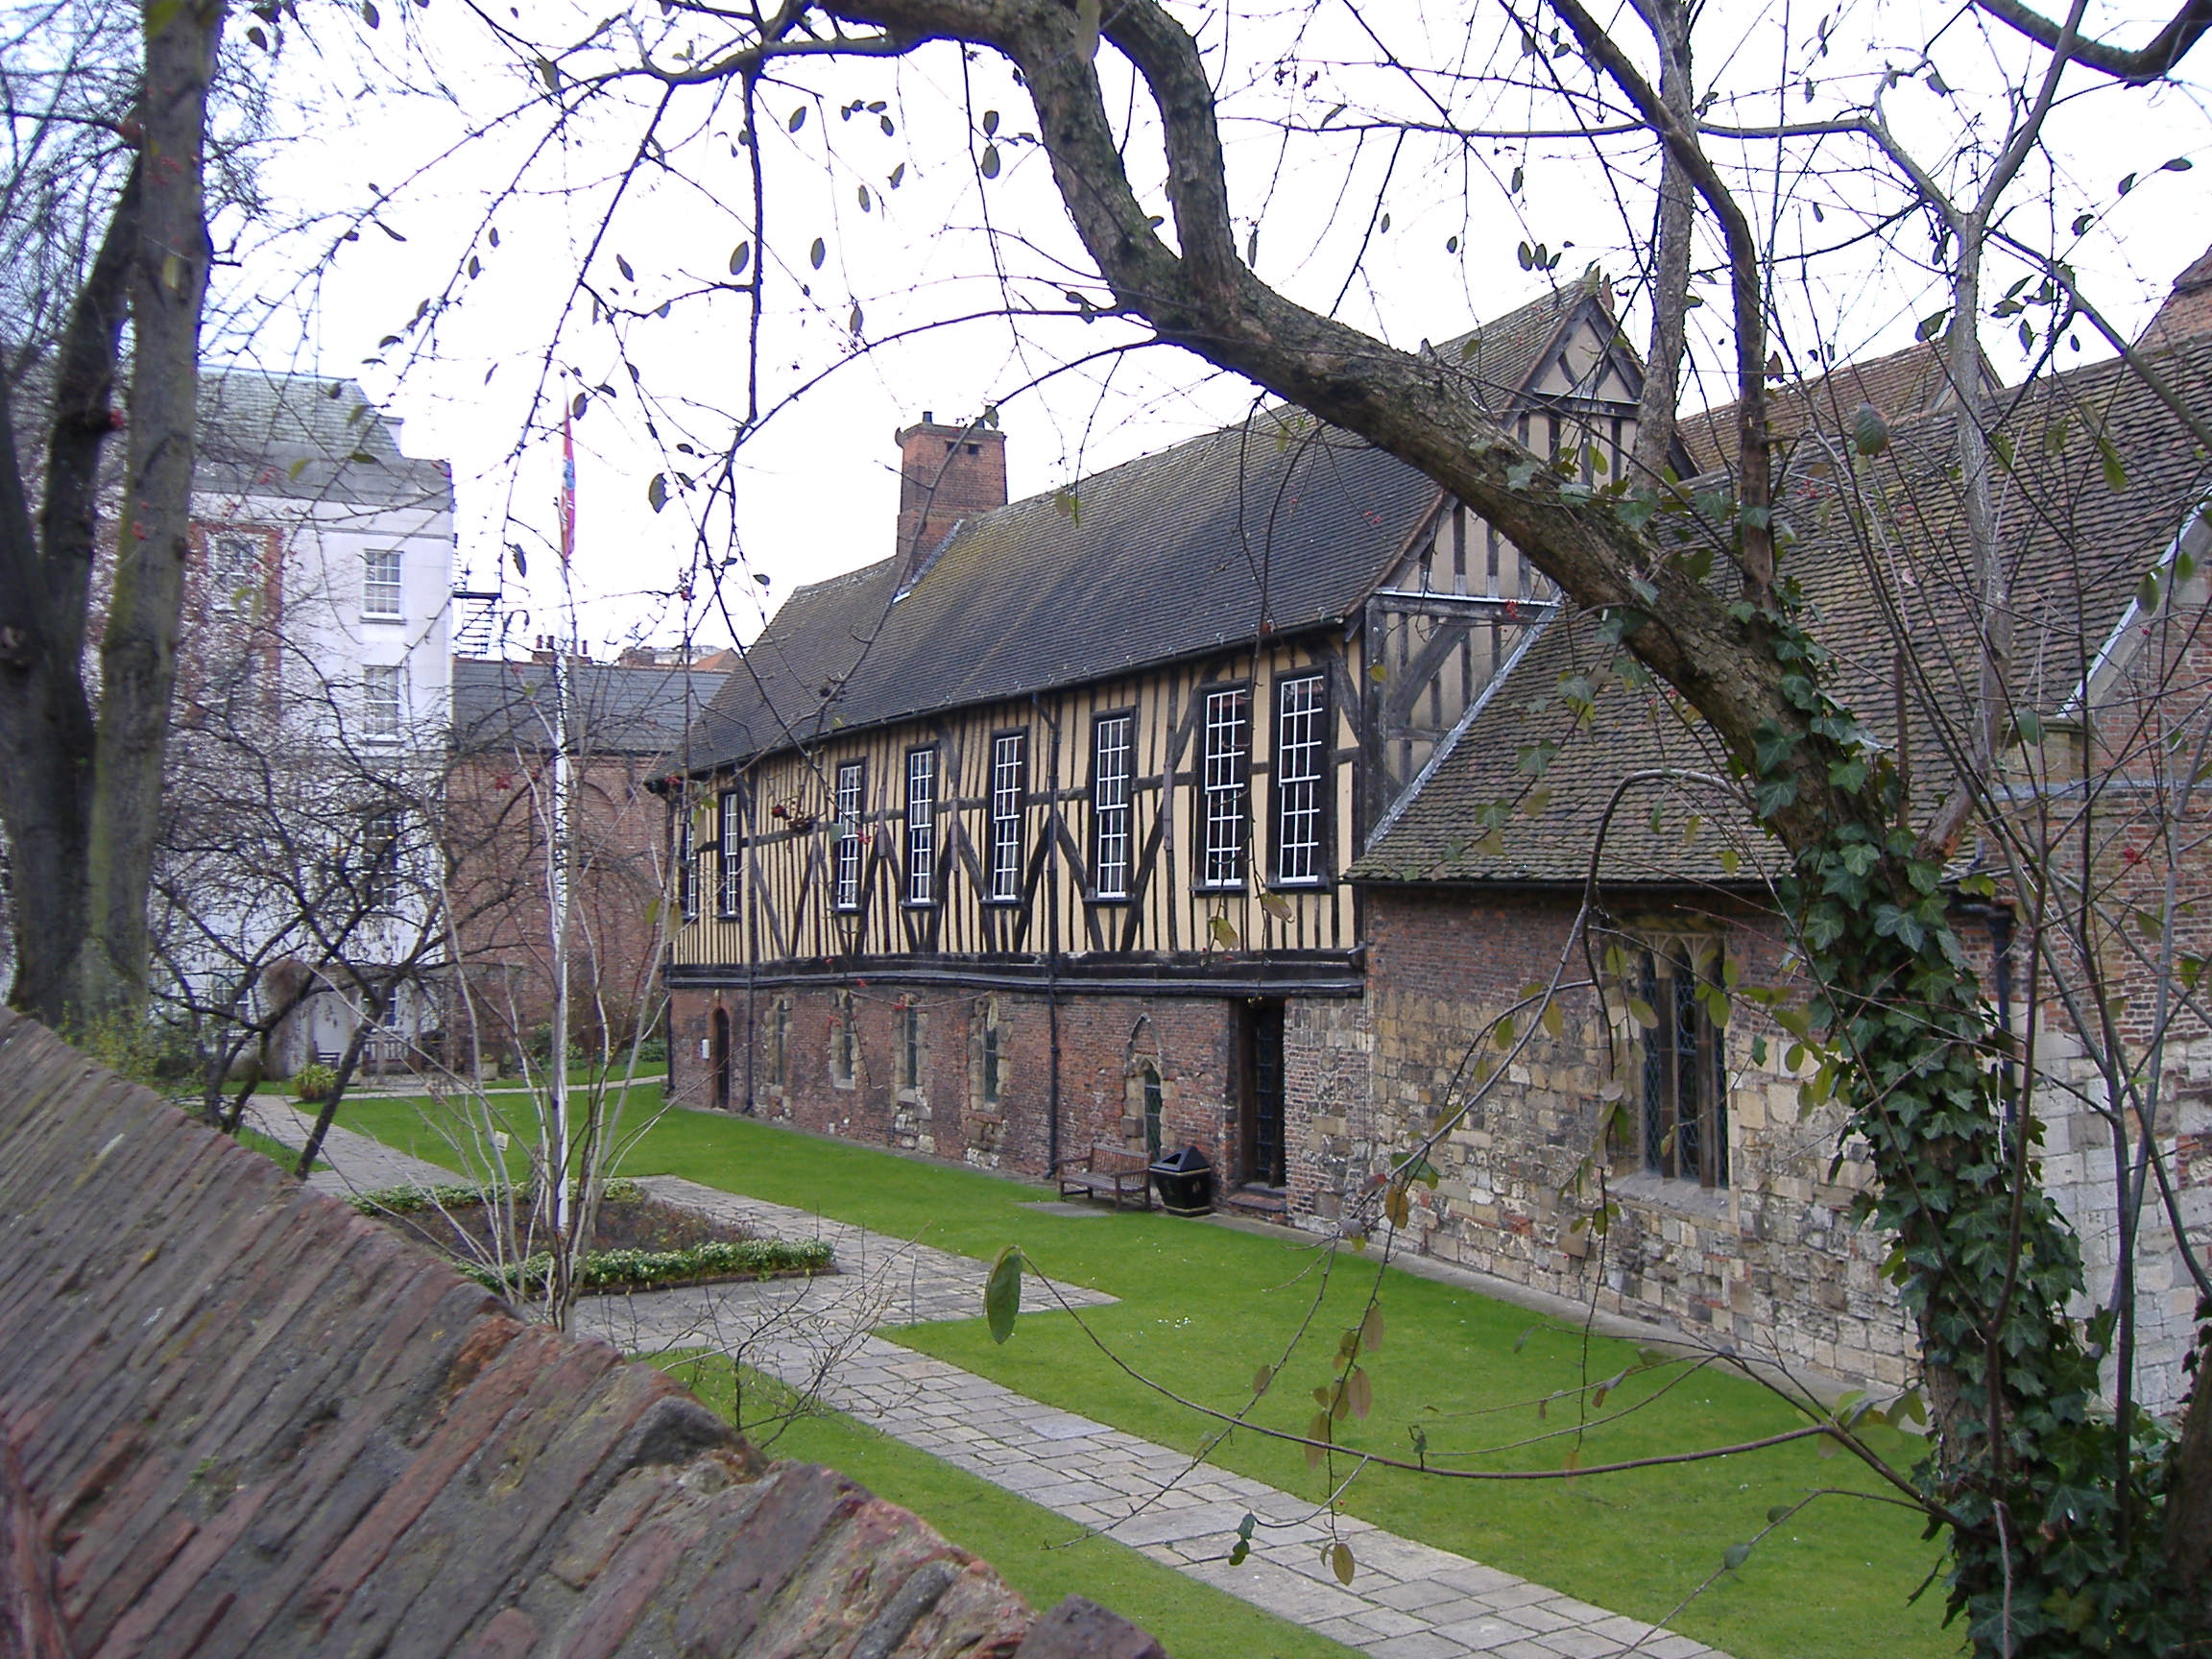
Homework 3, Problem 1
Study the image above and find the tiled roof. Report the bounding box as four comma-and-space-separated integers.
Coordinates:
690, 280, 1612, 772
0, 1008, 1154, 1659
452, 657, 718, 758
1676, 341, 1998, 476
196, 366, 454, 511
1358, 332, 2212, 885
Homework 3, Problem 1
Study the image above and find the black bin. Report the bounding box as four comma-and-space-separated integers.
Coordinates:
1150, 1144, 1214, 1215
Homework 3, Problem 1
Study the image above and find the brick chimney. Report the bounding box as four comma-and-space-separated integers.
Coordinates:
2137, 245, 2212, 349
895, 413, 1006, 580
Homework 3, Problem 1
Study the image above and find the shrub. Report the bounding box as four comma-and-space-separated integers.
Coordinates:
464, 1236, 834, 1296
348, 1177, 646, 1216
292, 1062, 338, 1103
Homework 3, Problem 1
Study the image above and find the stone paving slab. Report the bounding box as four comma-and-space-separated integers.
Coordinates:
246, 1102, 1725, 1659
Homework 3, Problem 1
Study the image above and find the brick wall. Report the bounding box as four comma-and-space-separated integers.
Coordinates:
446, 751, 670, 1067
674, 982, 1294, 1183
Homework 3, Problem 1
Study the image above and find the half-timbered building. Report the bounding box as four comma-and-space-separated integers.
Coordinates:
665, 276, 1656, 1214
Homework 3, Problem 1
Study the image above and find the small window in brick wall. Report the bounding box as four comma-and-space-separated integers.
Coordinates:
899, 1000, 925, 1093
770, 998, 790, 1092
1141, 1065, 1163, 1158
1636, 941, 1729, 1188
974, 998, 1003, 1108
830, 992, 858, 1090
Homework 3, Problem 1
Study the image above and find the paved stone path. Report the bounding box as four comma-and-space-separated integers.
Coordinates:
248, 1104, 1723, 1659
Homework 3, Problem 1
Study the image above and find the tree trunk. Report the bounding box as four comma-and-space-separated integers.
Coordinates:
74, 0, 225, 1030
2170, 1326, 2212, 1633
1627, 0, 1695, 485
0, 168, 136, 1029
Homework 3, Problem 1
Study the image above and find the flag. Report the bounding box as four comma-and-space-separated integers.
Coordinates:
559, 411, 577, 566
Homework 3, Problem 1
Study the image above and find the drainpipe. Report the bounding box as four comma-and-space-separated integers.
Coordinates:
1990, 906, 2017, 1130
1959, 899, 2019, 1137
743, 772, 757, 1116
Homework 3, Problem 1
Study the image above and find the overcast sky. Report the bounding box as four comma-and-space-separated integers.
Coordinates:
214, 0, 2212, 661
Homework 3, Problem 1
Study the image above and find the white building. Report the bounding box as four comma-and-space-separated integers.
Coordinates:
168, 368, 458, 1074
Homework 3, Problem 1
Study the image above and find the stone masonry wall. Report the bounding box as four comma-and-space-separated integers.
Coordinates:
1347, 889, 1920, 1390
0, 1009, 1163, 1659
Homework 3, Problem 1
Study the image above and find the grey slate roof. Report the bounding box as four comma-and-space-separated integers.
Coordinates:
1357, 330, 2212, 886
691, 279, 1612, 772
453, 657, 717, 758
196, 366, 453, 511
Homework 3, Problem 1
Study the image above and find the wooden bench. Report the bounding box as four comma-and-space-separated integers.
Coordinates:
1057, 1143, 1154, 1211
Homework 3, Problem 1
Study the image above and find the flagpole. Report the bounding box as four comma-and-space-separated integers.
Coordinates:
549, 411, 577, 1243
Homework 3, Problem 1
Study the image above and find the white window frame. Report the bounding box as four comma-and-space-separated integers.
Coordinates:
362, 664, 403, 740
1197, 686, 1250, 890
1092, 712, 1133, 900
716, 788, 743, 918
361, 806, 404, 912
362, 548, 403, 619
988, 732, 1026, 903
678, 812, 700, 922
208, 533, 261, 613
832, 760, 865, 913
1273, 673, 1327, 885
905, 746, 936, 906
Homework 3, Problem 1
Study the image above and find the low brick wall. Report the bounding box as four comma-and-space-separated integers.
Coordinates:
0, 1011, 1164, 1659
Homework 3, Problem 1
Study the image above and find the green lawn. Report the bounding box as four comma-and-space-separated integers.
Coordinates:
660, 1355, 1358, 1659
336, 1093, 1960, 1659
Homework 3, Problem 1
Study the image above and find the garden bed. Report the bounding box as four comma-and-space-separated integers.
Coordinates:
350, 1179, 835, 1296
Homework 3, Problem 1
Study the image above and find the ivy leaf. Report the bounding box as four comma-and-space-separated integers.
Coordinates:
1330, 1542, 1356, 1584
1209, 915, 1240, 949
984, 1245, 1022, 1343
